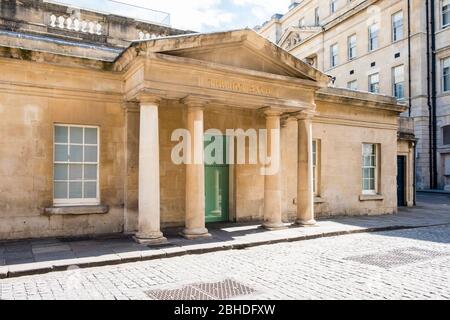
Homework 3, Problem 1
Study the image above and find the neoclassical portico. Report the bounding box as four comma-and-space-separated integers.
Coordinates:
117, 30, 330, 243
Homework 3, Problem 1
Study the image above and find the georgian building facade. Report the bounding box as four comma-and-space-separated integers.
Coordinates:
258, 0, 450, 192
0, 1, 414, 241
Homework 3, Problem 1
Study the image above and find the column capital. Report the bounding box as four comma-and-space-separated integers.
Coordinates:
138, 94, 162, 105
122, 101, 140, 113
295, 110, 316, 120
281, 114, 298, 128
182, 95, 210, 108
261, 107, 284, 118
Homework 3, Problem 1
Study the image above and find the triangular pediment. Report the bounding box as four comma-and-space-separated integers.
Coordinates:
118, 29, 330, 84
278, 27, 322, 51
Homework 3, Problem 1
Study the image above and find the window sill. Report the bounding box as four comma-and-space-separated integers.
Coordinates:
44, 205, 109, 216
359, 194, 384, 202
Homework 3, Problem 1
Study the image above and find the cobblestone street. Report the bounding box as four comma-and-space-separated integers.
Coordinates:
1, 225, 449, 300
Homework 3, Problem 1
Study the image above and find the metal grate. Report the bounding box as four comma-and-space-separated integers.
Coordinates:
344, 247, 449, 269
146, 286, 214, 300
146, 279, 256, 300
192, 279, 256, 300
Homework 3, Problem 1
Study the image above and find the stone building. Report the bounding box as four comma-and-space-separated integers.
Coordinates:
0, 1, 414, 241
258, 0, 450, 191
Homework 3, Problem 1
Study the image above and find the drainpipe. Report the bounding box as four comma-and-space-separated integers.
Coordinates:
425, 0, 433, 189
430, 0, 438, 189
413, 141, 417, 206
407, 0, 412, 117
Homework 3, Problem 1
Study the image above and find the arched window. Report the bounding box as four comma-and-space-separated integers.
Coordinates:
443, 125, 450, 145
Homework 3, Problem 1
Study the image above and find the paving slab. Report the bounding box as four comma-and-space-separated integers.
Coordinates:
34, 251, 76, 262
32, 245, 72, 255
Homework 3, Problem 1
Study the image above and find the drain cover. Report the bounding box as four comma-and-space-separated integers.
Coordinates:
344, 247, 449, 269
146, 286, 214, 300
192, 279, 256, 300
146, 279, 256, 300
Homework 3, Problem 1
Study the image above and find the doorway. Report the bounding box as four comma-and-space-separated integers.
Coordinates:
397, 155, 406, 207
204, 135, 229, 223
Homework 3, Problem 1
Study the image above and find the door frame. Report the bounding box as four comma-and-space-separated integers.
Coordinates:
397, 155, 407, 207
204, 134, 235, 223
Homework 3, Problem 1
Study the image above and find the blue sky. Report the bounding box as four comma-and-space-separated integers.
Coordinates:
47, 0, 290, 32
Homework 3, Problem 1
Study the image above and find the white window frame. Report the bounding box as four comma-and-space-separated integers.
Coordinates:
315, 7, 320, 26
348, 34, 357, 60
393, 65, 405, 99
348, 80, 358, 90
369, 73, 380, 93
443, 57, 450, 92
443, 0, 450, 29
53, 124, 100, 206
299, 18, 305, 27
368, 24, 379, 51
362, 143, 378, 195
330, 0, 337, 14
330, 43, 338, 67
392, 11, 404, 42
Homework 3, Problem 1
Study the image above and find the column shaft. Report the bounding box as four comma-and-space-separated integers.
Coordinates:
263, 111, 284, 230
296, 115, 316, 226
134, 101, 167, 244
181, 106, 211, 239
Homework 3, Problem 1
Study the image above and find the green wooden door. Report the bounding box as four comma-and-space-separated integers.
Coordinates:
204, 135, 229, 223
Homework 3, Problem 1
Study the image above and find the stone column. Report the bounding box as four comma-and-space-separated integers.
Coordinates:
296, 112, 316, 226
134, 97, 167, 245
262, 109, 285, 230
181, 98, 211, 239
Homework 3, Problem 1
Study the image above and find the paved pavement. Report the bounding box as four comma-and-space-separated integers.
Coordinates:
0, 224, 449, 300
0, 192, 449, 280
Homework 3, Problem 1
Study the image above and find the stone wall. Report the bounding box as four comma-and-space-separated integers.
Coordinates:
0, 56, 125, 240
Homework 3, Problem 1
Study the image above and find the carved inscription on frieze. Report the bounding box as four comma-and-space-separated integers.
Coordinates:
206, 78, 274, 97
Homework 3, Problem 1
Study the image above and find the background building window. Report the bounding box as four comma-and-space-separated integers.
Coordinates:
362, 143, 377, 194
443, 125, 450, 145
330, 44, 338, 67
444, 57, 450, 92
348, 34, 357, 60
443, 0, 450, 28
392, 11, 404, 42
299, 18, 305, 27
54, 125, 100, 206
369, 73, 380, 93
368, 24, 379, 51
348, 80, 358, 90
330, 0, 337, 13
393, 65, 405, 99
315, 7, 320, 26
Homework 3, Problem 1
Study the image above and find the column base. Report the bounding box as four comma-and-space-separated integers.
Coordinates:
133, 232, 168, 246
180, 228, 211, 240
261, 222, 287, 231
294, 219, 317, 227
